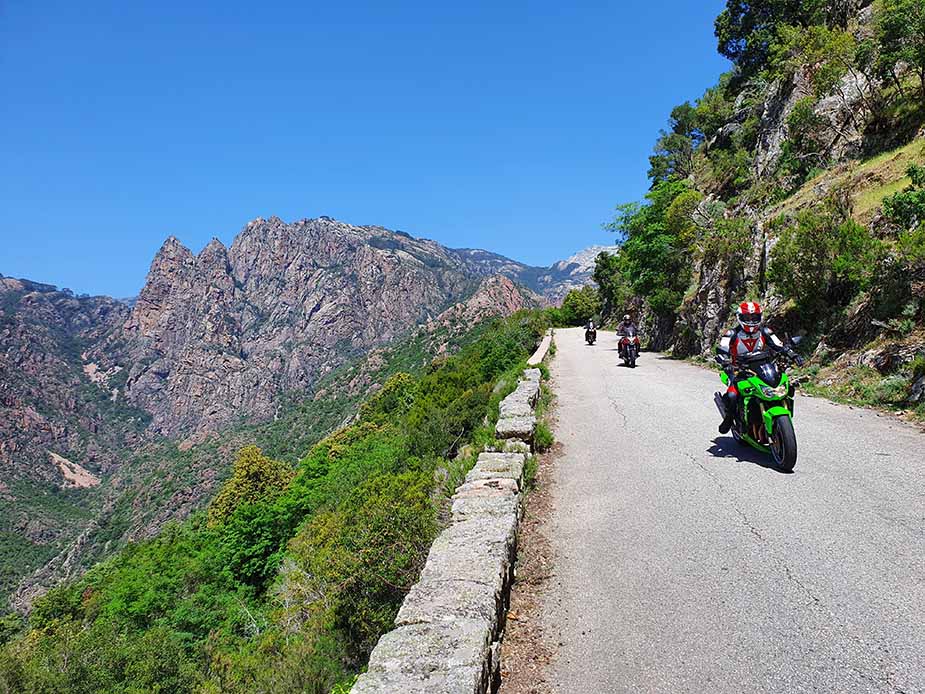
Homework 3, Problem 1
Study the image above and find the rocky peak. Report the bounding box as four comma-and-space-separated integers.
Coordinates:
118, 216, 488, 437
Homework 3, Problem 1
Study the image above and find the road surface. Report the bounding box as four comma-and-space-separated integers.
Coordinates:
542, 328, 925, 693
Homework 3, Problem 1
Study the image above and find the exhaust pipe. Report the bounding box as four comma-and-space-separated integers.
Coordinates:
713, 392, 726, 418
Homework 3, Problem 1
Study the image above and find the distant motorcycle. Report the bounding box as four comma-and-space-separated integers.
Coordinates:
618, 326, 640, 368
585, 327, 597, 345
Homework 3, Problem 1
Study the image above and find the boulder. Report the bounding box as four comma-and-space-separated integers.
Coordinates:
910, 376, 925, 403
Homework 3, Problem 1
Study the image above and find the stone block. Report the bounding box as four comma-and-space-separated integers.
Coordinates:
496, 415, 536, 440
352, 619, 492, 694
396, 578, 504, 633
464, 452, 526, 488
453, 477, 519, 497
418, 515, 518, 589
451, 492, 521, 522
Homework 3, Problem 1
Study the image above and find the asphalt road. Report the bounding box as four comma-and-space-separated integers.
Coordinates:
542, 328, 925, 694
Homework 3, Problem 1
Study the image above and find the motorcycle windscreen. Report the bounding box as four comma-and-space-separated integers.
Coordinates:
755, 361, 782, 387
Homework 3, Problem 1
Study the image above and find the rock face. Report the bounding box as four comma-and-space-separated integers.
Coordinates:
0, 276, 140, 486
448, 245, 620, 305
118, 218, 583, 439
121, 217, 486, 437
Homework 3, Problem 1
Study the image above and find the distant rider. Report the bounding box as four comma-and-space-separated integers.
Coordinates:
716, 301, 803, 434
616, 314, 637, 358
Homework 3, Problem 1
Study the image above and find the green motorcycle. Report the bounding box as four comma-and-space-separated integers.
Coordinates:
713, 345, 800, 471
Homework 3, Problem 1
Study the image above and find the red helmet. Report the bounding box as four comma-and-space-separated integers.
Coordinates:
737, 301, 762, 334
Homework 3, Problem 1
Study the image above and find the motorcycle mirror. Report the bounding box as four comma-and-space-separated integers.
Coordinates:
791, 335, 804, 345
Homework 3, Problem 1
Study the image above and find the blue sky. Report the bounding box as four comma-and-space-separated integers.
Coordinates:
1, 0, 728, 297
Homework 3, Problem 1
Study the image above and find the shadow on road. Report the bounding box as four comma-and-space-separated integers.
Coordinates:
707, 436, 793, 474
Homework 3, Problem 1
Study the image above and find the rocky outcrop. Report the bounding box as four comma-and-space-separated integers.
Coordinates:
118, 218, 574, 440
530, 246, 621, 304
121, 217, 484, 438
426, 276, 541, 338
0, 277, 139, 486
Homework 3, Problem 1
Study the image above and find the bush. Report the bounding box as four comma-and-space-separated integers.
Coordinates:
768, 207, 882, 319
558, 286, 602, 326
208, 447, 294, 527
283, 470, 438, 663
883, 165, 925, 230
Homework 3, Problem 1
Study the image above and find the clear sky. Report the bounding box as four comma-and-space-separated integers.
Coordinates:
1, 0, 728, 298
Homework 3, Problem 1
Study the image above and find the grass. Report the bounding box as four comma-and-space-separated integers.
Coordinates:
770, 138, 925, 222
799, 363, 923, 421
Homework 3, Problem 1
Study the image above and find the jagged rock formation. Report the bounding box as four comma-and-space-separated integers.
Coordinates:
119, 217, 488, 439
532, 245, 621, 303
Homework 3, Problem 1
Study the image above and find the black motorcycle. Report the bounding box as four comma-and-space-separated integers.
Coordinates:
585, 327, 597, 345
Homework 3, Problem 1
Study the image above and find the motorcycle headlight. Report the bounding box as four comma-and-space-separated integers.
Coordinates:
761, 385, 788, 398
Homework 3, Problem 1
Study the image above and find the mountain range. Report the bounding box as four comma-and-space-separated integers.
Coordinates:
0, 215, 615, 609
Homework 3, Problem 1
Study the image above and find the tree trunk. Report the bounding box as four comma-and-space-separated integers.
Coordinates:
891, 68, 906, 101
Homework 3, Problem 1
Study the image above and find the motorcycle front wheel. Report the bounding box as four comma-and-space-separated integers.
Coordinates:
770, 416, 797, 472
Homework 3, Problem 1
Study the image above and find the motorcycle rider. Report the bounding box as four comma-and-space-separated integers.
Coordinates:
716, 301, 804, 434
585, 318, 597, 343
616, 314, 637, 358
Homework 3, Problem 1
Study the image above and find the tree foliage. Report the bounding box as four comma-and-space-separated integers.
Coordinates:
715, 0, 851, 75
877, 0, 925, 104
604, 180, 697, 316
648, 103, 705, 184
208, 446, 294, 527
558, 286, 602, 325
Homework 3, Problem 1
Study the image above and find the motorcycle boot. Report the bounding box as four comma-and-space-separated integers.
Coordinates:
718, 389, 739, 434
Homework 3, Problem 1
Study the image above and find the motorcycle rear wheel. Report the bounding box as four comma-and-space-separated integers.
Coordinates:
770, 416, 797, 471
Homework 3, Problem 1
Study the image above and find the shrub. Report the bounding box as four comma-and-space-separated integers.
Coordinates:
208, 447, 294, 527
284, 471, 438, 662
883, 165, 925, 230
768, 208, 882, 319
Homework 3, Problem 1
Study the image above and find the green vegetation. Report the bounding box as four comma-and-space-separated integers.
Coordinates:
0, 311, 548, 693
768, 194, 883, 320
550, 286, 602, 326
533, 422, 554, 453
586, 0, 925, 411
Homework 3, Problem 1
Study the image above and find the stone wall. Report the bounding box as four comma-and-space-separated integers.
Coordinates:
352, 361, 547, 693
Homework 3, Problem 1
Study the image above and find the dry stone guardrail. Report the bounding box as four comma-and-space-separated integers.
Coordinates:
352, 350, 549, 693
